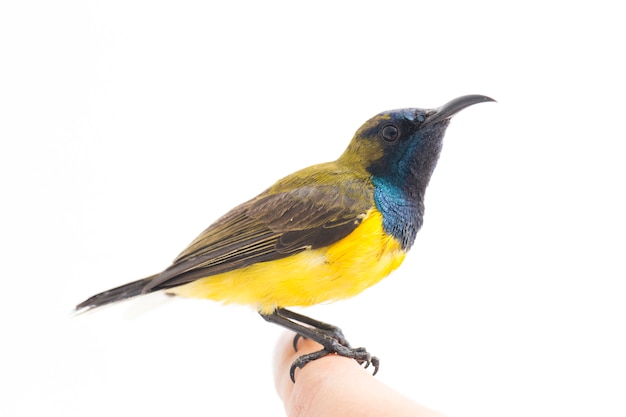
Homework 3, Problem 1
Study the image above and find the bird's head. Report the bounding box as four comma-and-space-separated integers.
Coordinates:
338, 94, 495, 249
340, 95, 495, 191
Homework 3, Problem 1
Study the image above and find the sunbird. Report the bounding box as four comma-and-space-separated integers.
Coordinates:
77, 95, 494, 381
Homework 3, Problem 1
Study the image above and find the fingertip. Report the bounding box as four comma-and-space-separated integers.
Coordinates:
272, 332, 448, 417
273, 331, 296, 400
273, 332, 321, 400
273, 331, 380, 415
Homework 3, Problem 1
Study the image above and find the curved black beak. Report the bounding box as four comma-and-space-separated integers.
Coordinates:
425, 94, 496, 125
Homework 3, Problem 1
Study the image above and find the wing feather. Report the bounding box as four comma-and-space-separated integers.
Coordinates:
144, 166, 373, 292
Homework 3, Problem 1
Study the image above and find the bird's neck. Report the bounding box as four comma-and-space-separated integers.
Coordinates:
371, 141, 442, 250
372, 176, 425, 250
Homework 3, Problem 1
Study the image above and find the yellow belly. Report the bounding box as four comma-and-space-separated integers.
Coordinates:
169, 209, 406, 314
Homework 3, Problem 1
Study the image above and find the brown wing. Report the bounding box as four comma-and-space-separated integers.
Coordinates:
143, 180, 373, 292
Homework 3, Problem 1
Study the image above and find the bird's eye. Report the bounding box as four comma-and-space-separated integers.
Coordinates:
380, 124, 399, 142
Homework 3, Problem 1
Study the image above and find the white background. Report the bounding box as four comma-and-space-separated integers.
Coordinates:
1, 1, 624, 416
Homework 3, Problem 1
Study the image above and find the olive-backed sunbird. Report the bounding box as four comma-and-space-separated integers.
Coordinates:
77, 95, 495, 381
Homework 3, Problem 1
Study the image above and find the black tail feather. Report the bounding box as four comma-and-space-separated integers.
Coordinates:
76, 274, 158, 311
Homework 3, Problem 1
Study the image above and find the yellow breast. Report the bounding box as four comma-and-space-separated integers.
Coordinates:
170, 209, 406, 314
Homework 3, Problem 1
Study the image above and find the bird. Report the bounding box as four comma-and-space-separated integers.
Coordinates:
77, 94, 495, 381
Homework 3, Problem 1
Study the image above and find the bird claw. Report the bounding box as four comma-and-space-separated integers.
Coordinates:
369, 356, 380, 375
289, 349, 331, 382
262, 309, 380, 382
289, 342, 380, 382
352, 349, 380, 375
292, 334, 303, 351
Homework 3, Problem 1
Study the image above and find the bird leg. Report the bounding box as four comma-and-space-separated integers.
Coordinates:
275, 307, 351, 350
261, 308, 379, 382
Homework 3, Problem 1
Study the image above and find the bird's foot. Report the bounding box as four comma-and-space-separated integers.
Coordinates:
289, 339, 379, 382
260, 309, 380, 382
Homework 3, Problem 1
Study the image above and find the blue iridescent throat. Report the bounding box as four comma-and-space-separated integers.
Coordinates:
372, 176, 423, 250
